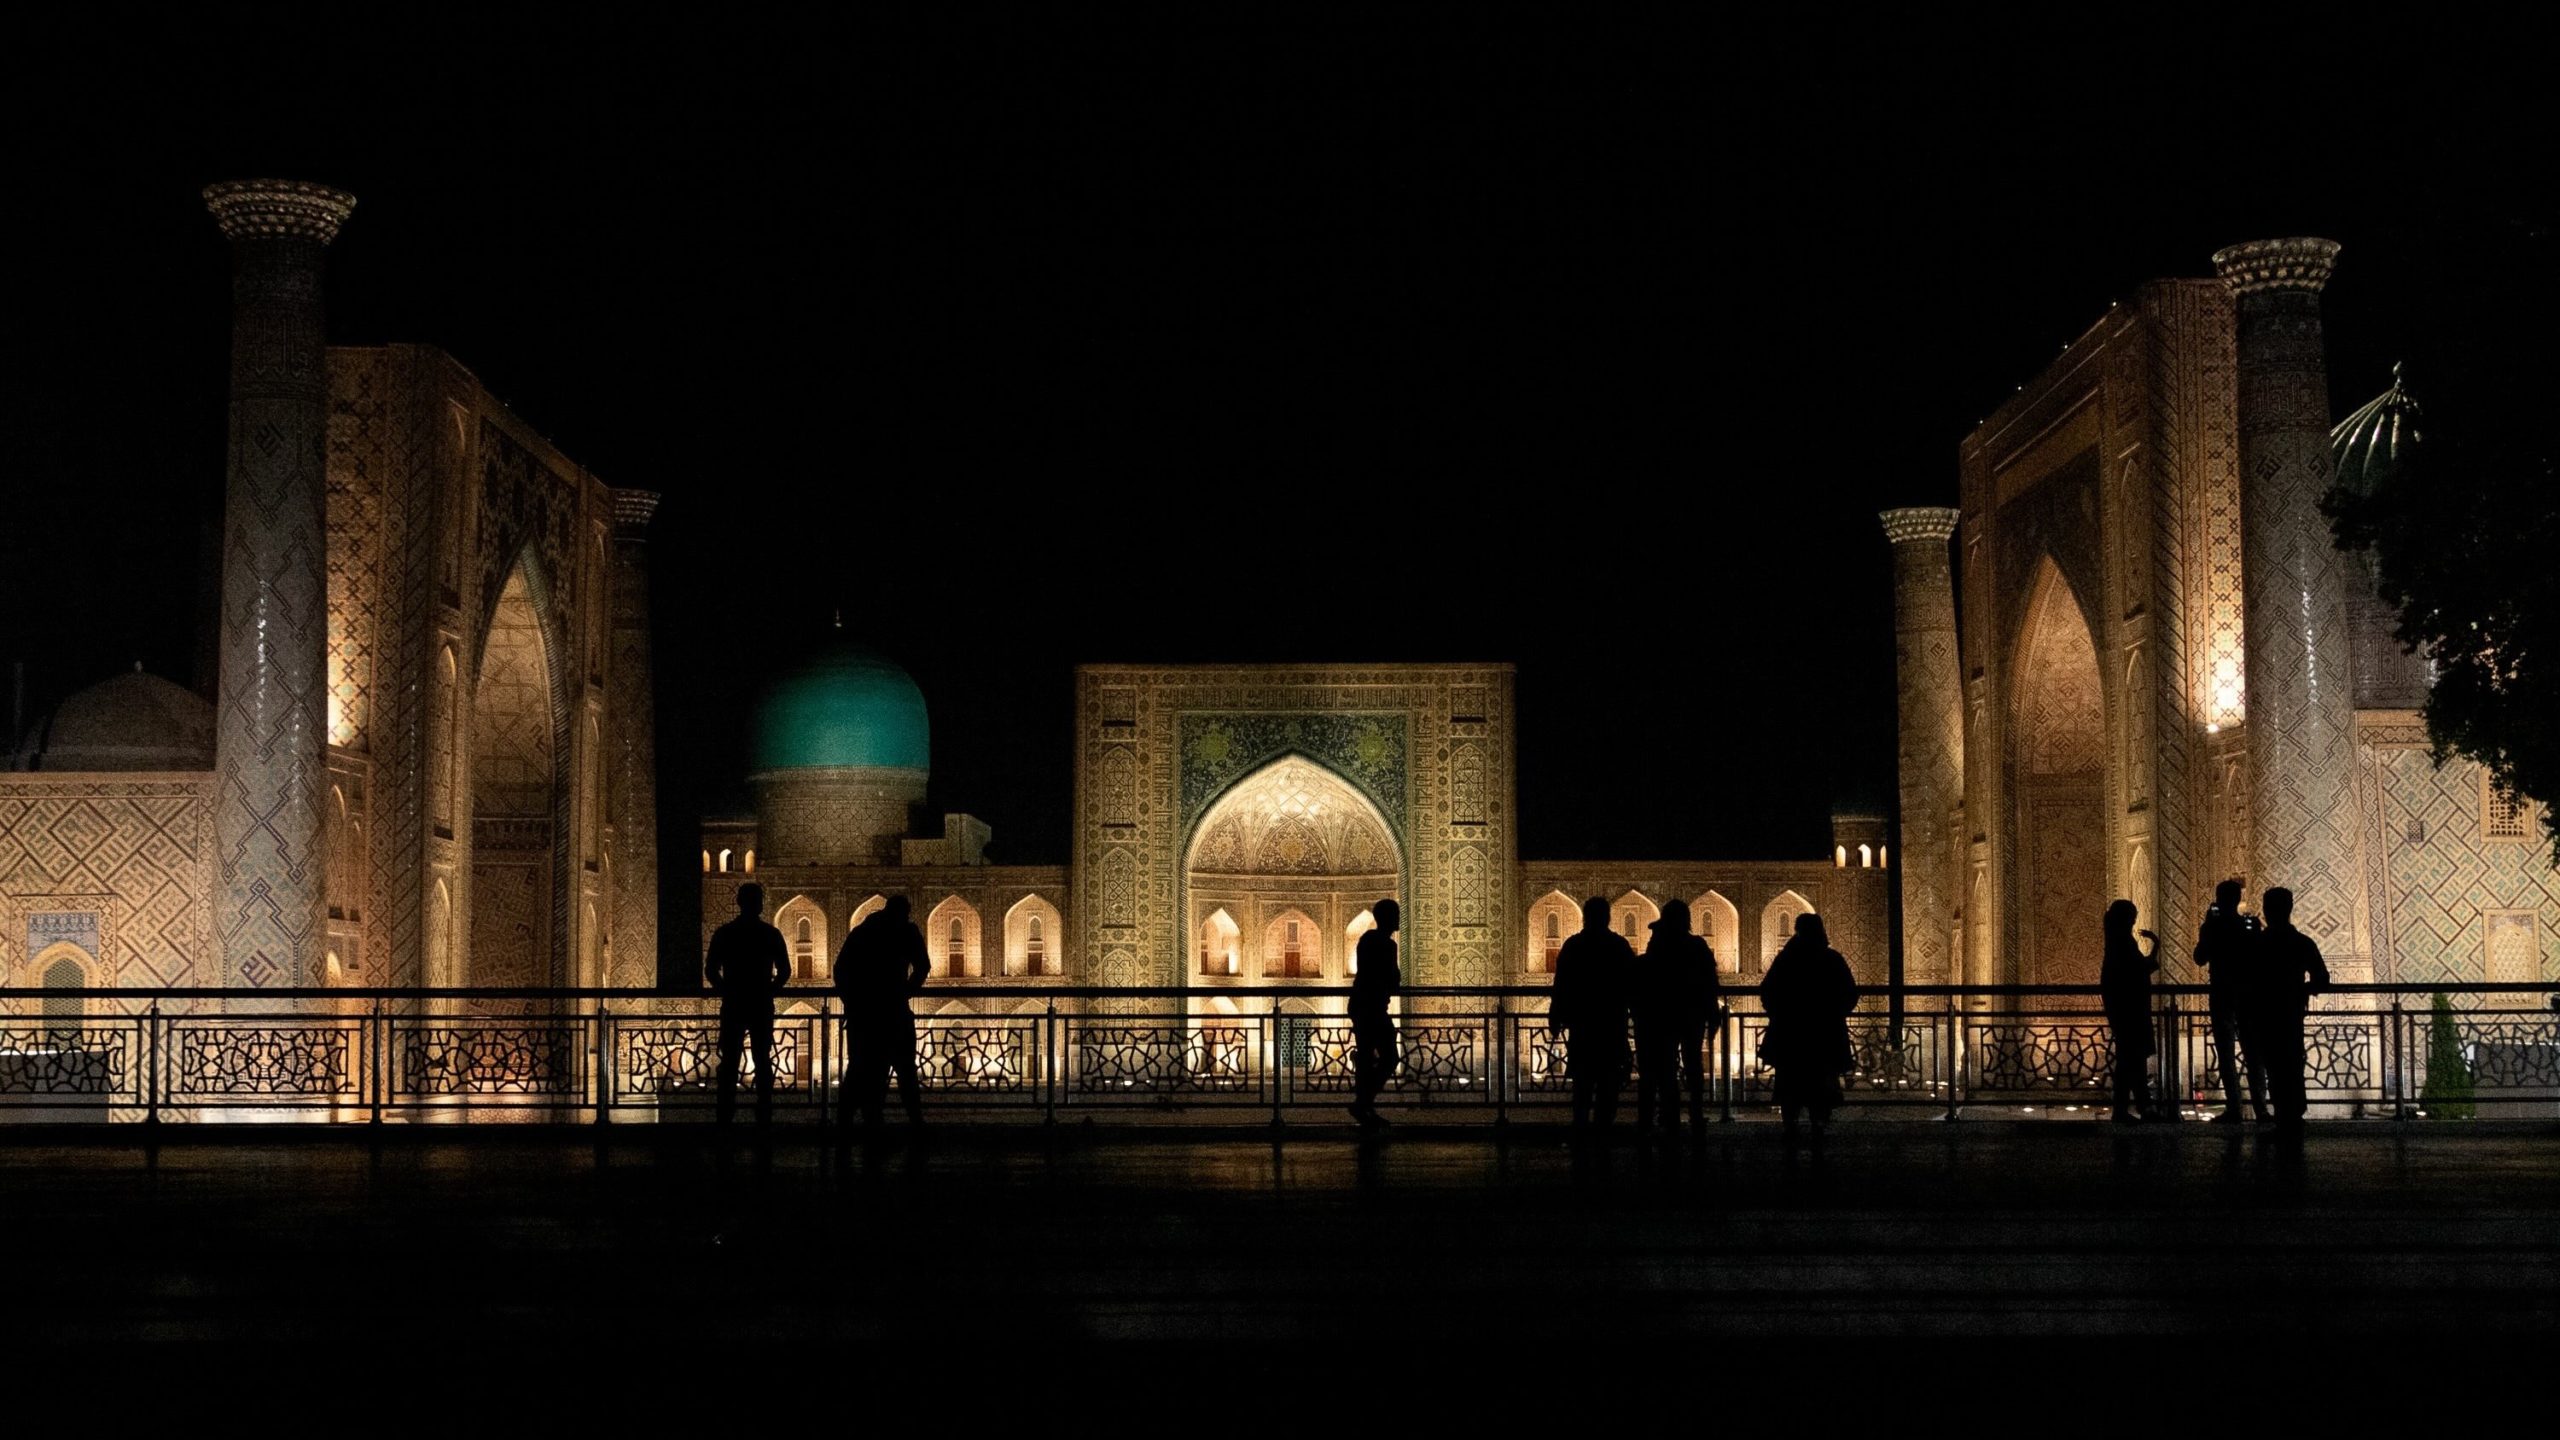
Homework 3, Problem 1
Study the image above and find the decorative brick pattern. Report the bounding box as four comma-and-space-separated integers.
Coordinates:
2215, 239, 2366, 966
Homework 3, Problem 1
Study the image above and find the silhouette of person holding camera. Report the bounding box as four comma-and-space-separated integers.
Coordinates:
2194, 878, 2267, 1123
2101, 899, 2159, 1122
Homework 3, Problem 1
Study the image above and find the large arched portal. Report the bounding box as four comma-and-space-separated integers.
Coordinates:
2011, 561, 2106, 992
1184, 755, 1401, 1002
468, 561, 564, 989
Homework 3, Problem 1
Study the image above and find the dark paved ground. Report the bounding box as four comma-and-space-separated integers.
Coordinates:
9, 1121, 2555, 1349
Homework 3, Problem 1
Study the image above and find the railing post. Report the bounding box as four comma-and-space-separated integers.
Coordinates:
1493, 991, 1509, 1131
368, 995, 385, 1126
1043, 994, 1059, 1127
813, 995, 830, 1131
1943, 1002, 1961, 1121
1719, 1003, 1735, 1123
143, 1000, 161, 1126
592, 1000, 611, 1127
2154, 991, 2173, 1121
2390, 994, 2409, 1120
1268, 999, 1284, 1131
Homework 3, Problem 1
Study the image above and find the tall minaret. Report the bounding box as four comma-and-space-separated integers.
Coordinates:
605, 488, 662, 988
204, 179, 355, 992
2213, 236, 2365, 971
1881, 507, 1964, 988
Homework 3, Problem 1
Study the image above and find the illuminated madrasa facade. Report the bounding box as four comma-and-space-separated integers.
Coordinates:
1884, 238, 2558, 999
3, 182, 659, 1000
703, 660, 1891, 1019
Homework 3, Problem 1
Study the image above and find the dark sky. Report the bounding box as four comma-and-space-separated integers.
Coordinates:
6, 9, 2550, 871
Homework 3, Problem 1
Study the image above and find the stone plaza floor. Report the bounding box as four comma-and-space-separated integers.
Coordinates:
7, 1120, 2554, 1350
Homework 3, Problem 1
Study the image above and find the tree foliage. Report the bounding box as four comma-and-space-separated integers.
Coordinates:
2324, 227, 2559, 864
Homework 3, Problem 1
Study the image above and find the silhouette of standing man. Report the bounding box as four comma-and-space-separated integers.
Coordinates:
1348, 897, 1401, 1131
1635, 898, 1721, 1138
704, 882, 790, 1131
2193, 878, 2267, 1123
2247, 887, 2332, 1130
1551, 896, 1635, 1135
835, 895, 930, 1137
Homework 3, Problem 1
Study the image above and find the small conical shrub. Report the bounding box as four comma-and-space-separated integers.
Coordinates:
2419, 991, 2475, 1120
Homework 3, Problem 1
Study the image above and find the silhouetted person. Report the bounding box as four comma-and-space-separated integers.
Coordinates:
1551, 896, 1635, 1134
2101, 899, 2160, 1122
2193, 878, 2267, 1122
2246, 887, 2332, 1129
1635, 898, 1722, 1137
1348, 898, 1402, 1130
1760, 912, 1855, 1140
835, 895, 930, 1135
704, 881, 790, 1131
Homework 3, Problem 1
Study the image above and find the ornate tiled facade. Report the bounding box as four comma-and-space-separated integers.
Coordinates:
2214, 239, 2369, 976
1072, 665, 1519, 992
1882, 508, 1964, 987
205, 180, 353, 991
0, 777, 214, 993
7, 185, 656, 1008
1922, 244, 2555, 992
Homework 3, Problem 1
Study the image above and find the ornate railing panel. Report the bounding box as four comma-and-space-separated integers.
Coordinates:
916, 1022, 1036, 1093
170, 1022, 351, 1099
1295, 1022, 1486, 1095
397, 1021, 579, 1097
1069, 1022, 1254, 1095
616, 1020, 813, 1098
0, 1024, 130, 1098
0, 985, 2548, 1123
1968, 1021, 2115, 1095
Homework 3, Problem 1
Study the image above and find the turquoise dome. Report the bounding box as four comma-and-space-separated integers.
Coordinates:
752, 639, 929, 773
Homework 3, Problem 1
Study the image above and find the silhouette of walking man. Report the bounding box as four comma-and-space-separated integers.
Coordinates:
2193, 878, 2267, 1123
1347, 897, 1402, 1131
1550, 895, 1634, 1135
1760, 912, 1855, 1141
1635, 898, 1722, 1138
2246, 887, 2332, 1130
835, 895, 930, 1138
2101, 899, 2160, 1122
704, 882, 790, 1131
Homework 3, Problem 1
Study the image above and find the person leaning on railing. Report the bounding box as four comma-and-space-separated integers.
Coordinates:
835, 895, 930, 1139
1758, 912, 1855, 1142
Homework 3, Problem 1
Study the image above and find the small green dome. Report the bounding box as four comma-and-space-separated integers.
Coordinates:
2330, 362, 2421, 501
752, 638, 929, 773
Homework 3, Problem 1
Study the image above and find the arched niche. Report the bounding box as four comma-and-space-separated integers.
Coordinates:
1691, 891, 1741, 975
1183, 754, 1400, 989
2009, 558, 2106, 992
1526, 889, 1578, 974
1004, 894, 1063, 978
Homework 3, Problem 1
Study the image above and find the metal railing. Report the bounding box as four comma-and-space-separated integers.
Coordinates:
0, 983, 2551, 1125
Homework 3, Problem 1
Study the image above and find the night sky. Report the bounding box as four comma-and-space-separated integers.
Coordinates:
7, 11, 2549, 887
